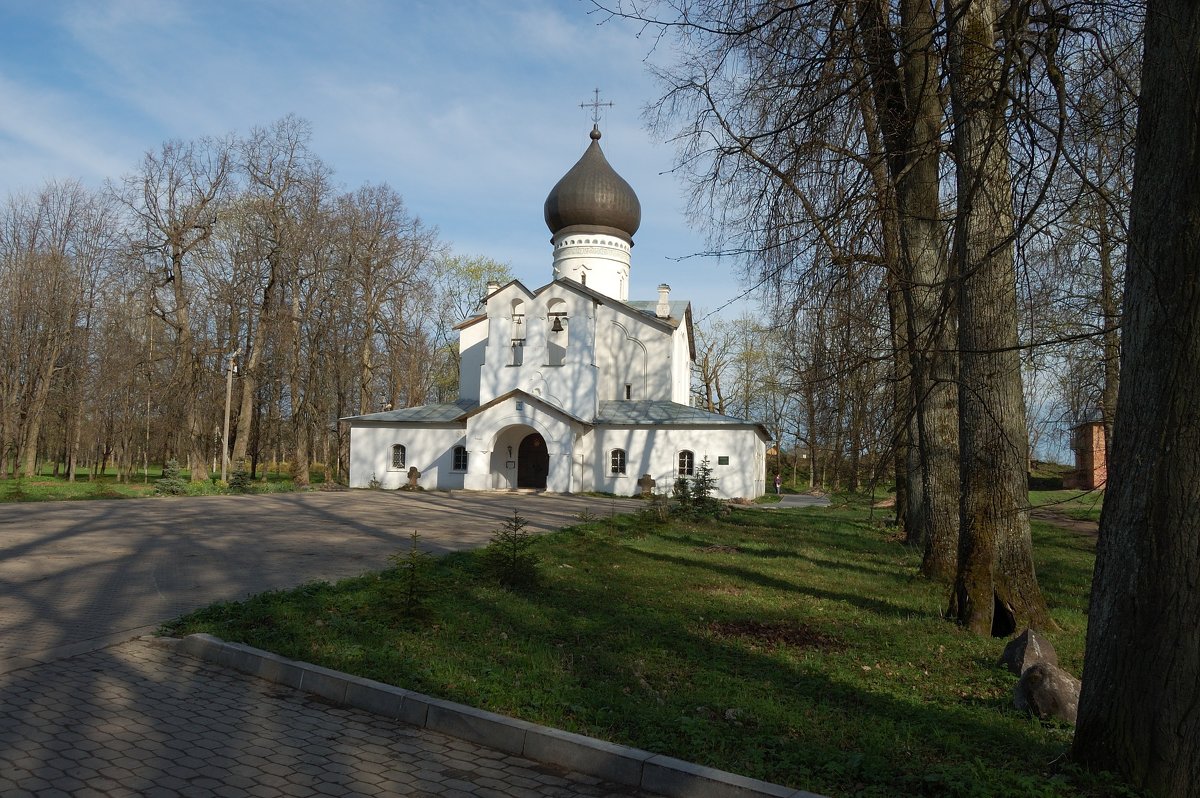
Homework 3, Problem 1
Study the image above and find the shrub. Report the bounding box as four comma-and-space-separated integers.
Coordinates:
482, 511, 540, 589
673, 476, 694, 516
155, 460, 188, 496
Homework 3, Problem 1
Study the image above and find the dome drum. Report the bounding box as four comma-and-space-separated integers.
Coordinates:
551, 223, 634, 247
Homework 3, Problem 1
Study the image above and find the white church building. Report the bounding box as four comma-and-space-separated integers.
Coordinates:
344, 124, 769, 499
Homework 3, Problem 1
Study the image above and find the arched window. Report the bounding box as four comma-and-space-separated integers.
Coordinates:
453, 446, 469, 472
610, 449, 627, 475
390, 444, 406, 470
678, 450, 695, 476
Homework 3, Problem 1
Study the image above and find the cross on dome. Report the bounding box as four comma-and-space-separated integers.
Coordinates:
580, 88, 614, 125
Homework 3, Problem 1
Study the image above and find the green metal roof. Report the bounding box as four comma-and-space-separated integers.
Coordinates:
597, 400, 753, 426
624, 300, 690, 322
342, 399, 476, 423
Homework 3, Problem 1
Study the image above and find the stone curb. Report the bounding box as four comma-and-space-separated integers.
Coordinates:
172, 633, 826, 798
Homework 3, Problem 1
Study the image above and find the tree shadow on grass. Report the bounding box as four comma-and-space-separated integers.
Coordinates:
630, 547, 929, 620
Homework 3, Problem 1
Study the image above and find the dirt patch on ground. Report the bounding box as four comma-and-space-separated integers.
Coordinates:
697, 584, 746, 596
1030, 508, 1098, 537
695, 544, 742, 554
708, 619, 845, 652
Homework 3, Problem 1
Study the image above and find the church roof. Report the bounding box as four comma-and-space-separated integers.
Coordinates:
543, 125, 641, 239
459, 389, 590, 426
341, 399, 476, 423
596, 400, 770, 439
625, 300, 690, 325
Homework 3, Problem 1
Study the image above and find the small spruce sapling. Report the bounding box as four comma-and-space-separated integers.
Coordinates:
691, 456, 721, 517
483, 511, 540, 588
229, 459, 252, 494
673, 476, 694, 517
155, 460, 188, 496
388, 532, 435, 617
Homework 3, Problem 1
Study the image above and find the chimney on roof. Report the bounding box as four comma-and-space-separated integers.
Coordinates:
480, 281, 501, 311
656, 284, 671, 318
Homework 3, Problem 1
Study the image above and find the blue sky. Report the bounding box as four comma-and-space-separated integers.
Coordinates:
0, 0, 754, 316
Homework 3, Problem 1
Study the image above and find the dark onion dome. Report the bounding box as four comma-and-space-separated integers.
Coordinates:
544, 125, 641, 239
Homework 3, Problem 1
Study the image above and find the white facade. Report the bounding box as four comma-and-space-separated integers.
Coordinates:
343, 126, 769, 499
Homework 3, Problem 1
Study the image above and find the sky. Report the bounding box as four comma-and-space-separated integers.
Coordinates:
0, 0, 756, 318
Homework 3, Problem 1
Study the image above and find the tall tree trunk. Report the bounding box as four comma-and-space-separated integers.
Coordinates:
946, 0, 1053, 634
856, 0, 959, 571
233, 278, 274, 467
1097, 217, 1120, 466
1072, 0, 1200, 791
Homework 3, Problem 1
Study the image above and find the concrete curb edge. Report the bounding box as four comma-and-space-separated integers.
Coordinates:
170, 633, 826, 798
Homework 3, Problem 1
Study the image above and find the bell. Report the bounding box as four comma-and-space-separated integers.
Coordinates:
551, 316, 564, 333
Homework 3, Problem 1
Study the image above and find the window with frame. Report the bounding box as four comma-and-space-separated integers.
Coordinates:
453, 445, 469, 472
678, 449, 695, 476
610, 448, 627, 475
390, 444, 406, 470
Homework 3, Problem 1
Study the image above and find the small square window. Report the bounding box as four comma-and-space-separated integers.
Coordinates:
717, 456, 730, 466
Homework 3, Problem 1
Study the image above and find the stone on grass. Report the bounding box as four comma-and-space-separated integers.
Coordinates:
1000, 627, 1058, 675
1014, 662, 1080, 725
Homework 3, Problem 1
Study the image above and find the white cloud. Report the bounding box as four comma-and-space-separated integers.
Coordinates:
0, 0, 750, 316
0, 75, 135, 191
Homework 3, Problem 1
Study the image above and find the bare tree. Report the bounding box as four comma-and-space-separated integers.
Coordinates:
116, 136, 233, 480
944, 0, 1053, 634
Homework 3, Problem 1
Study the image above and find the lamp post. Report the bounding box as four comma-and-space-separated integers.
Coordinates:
221, 349, 241, 483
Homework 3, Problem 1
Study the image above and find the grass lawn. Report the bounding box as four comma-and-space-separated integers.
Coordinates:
1030, 490, 1105, 524
164, 498, 1131, 798
0, 467, 318, 502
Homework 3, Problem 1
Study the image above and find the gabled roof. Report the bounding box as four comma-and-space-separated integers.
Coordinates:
597, 400, 771, 440
624, 300, 697, 360
452, 279, 537, 330
451, 278, 696, 360
342, 398, 476, 424
460, 389, 590, 426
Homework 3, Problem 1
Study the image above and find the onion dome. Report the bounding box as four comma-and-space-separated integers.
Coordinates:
544, 125, 641, 239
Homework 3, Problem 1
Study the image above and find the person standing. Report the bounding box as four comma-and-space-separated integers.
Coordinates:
774, 472, 782, 495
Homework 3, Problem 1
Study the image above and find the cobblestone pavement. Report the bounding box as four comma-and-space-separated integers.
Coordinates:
0, 639, 650, 797
0, 491, 653, 797
0, 490, 639, 664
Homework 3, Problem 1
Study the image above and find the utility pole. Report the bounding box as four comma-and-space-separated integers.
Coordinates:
221, 349, 241, 483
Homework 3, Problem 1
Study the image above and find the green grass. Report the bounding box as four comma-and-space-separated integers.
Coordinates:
164, 501, 1133, 798
1030, 490, 1105, 523
0, 467, 317, 502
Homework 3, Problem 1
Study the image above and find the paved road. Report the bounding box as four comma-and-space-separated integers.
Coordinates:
764, 494, 831, 509
0, 639, 647, 797
0, 490, 650, 797
1, 490, 639, 667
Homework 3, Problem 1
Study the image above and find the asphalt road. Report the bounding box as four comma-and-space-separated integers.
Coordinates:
0, 489, 640, 668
